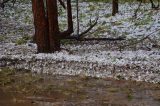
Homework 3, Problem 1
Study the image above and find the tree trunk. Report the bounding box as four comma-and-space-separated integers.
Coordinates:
59, 0, 73, 38
32, 0, 50, 53
46, 0, 61, 52
32, 0, 73, 53
112, 0, 118, 16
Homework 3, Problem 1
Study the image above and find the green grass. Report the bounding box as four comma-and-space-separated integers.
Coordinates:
107, 87, 119, 92
0, 68, 16, 86
116, 75, 125, 80
127, 93, 134, 101
0, 35, 7, 42
15, 35, 32, 45
134, 16, 152, 26
0, 68, 44, 94
61, 39, 72, 45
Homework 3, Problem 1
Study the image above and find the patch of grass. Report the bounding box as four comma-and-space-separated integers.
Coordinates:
24, 15, 32, 24
80, 13, 86, 20
107, 87, 119, 93
0, 77, 15, 86
91, 24, 108, 37
123, 88, 134, 101
104, 14, 112, 18
0, 35, 7, 42
0, 68, 16, 86
111, 21, 122, 26
134, 16, 152, 26
61, 39, 72, 45
127, 93, 133, 101
15, 35, 32, 45
89, 4, 96, 11
116, 75, 125, 80
0, 68, 45, 94
0, 68, 16, 76
15, 38, 27, 45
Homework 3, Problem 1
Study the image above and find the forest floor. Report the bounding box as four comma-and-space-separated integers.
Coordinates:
0, 0, 160, 83
0, 0, 160, 106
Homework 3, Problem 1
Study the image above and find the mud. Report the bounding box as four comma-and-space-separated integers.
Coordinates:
0, 68, 160, 106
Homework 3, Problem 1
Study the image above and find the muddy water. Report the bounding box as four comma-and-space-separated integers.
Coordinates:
0, 72, 160, 106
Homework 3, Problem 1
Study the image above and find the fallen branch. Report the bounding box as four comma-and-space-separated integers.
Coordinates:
63, 36, 125, 41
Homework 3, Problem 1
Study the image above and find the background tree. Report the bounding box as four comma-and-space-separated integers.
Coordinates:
112, 0, 119, 16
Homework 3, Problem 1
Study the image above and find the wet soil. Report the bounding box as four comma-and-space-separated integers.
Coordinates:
0, 68, 160, 106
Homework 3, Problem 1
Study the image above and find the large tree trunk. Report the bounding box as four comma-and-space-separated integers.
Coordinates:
46, 0, 61, 52
112, 0, 119, 16
32, 0, 50, 53
32, 0, 73, 53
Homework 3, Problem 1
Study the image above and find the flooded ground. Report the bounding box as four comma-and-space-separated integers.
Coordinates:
0, 68, 160, 106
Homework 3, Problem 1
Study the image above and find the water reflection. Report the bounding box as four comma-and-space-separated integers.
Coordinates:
0, 74, 160, 106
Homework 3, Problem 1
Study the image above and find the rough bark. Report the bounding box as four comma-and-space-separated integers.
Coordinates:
32, 0, 74, 53
46, 0, 61, 52
32, 0, 50, 53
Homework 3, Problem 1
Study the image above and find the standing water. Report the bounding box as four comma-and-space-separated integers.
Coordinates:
0, 68, 160, 106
